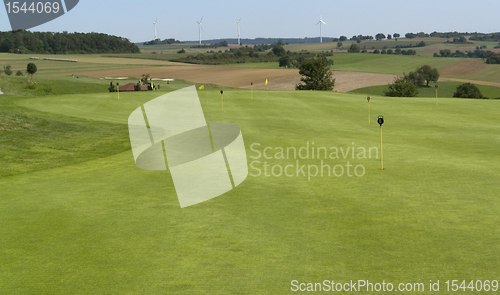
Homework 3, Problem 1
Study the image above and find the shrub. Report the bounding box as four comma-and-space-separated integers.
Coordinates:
16, 70, 24, 76
4, 65, 12, 75
486, 53, 500, 64
347, 43, 361, 53
177, 49, 186, 54
453, 83, 484, 99
296, 56, 335, 91
384, 75, 419, 97
27, 62, 37, 77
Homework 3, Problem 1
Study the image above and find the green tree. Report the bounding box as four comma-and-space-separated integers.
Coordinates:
486, 53, 500, 64
416, 65, 439, 86
393, 33, 400, 40
375, 33, 386, 41
384, 75, 419, 97
339, 36, 347, 41
27, 63, 37, 78
453, 83, 484, 99
3, 65, 12, 76
347, 43, 361, 53
272, 45, 286, 56
336, 42, 343, 49
0, 39, 13, 52
387, 34, 392, 40
408, 71, 425, 86
278, 55, 292, 68
296, 56, 335, 91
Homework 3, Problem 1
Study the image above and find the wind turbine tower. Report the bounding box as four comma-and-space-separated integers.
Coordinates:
316, 14, 327, 43
153, 18, 158, 40
196, 17, 203, 44
237, 18, 242, 46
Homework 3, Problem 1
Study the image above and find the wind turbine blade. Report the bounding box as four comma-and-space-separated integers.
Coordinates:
200, 16, 203, 23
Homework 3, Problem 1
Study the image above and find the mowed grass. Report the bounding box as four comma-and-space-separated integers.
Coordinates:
350, 81, 500, 99
1, 84, 500, 294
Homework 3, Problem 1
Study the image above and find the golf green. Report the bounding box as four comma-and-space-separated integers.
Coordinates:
1, 87, 499, 294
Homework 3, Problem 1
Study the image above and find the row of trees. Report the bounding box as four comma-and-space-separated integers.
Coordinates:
0, 30, 140, 54
434, 49, 496, 60
347, 43, 417, 55
190, 40, 228, 48
170, 42, 332, 65
143, 38, 181, 46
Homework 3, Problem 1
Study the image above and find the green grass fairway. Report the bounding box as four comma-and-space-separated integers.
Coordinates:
1, 84, 500, 293
351, 82, 500, 99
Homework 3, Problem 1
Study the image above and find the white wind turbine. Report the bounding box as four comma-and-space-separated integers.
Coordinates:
316, 14, 327, 43
237, 18, 242, 46
153, 18, 158, 40
196, 17, 203, 44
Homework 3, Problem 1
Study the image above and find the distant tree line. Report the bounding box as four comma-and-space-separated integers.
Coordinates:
143, 38, 181, 45
0, 30, 140, 54
190, 40, 228, 48
169, 42, 290, 65
432, 47, 500, 64
347, 43, 417, 55
169, 40, 333, 66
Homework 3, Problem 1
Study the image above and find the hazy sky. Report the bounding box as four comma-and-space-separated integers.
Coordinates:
1, 0, 499, 42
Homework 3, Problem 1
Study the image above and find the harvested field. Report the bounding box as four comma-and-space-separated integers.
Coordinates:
241, 71, 397, 92
82, 65, 396, 92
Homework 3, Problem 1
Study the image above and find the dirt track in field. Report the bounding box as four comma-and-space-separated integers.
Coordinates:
81, 65, 397, 92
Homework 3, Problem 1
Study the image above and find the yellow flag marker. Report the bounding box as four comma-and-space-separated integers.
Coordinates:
265, 79, 268, 86
199, 85, 205, 90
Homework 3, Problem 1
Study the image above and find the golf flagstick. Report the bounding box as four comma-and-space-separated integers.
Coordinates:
378, 116, 384, 170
